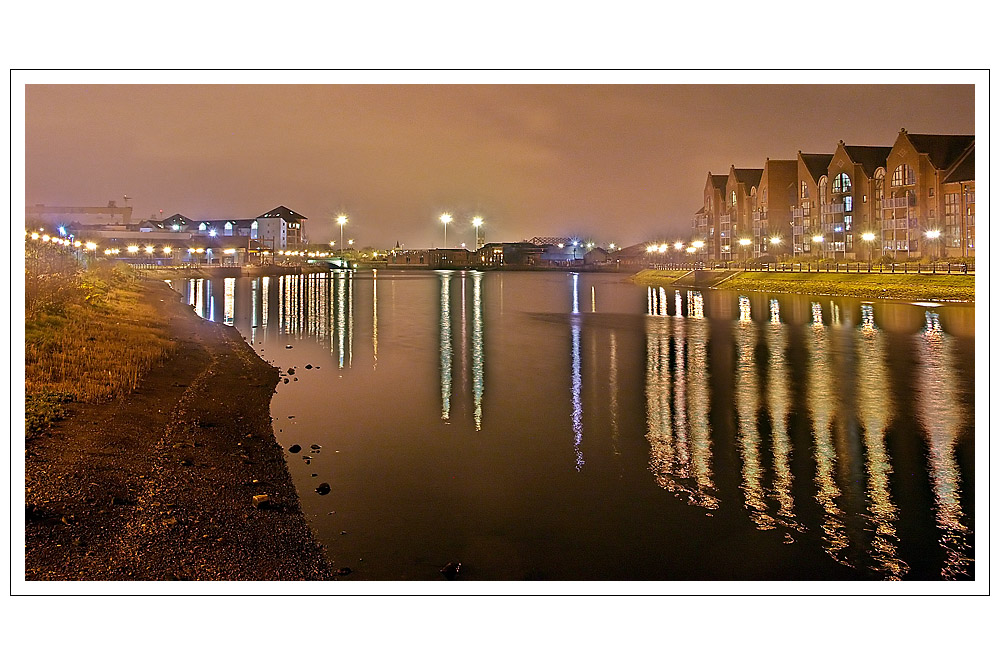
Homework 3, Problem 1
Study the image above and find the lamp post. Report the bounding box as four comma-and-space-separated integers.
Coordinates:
812, 235, 825, 264
925, 229, 941, 263
738, 238, 751, 268
337, 215, 348, 258
472, 216, 483, 249
440, 213, 452, 248
861, 231, 876, 266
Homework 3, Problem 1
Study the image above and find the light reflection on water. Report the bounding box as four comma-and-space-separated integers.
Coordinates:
171, 271, 974, 581
916, 311, 972, 580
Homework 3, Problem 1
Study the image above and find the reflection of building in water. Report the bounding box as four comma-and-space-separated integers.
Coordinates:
372, 270, 378, 369
916, 311, 972, 579
856, 306, 907, 579
645, 295, 717, 509
570, 273, 584, 470
472, 272, 484, 430
224, 277, 235, 326
734, 298, 773, 529
765, 300, 801, 534
808, 303, 850, 563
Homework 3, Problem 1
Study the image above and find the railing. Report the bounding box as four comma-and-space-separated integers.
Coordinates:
719, 214, 731, 224
821, 203, 846, 214
742, 262, 973, 274
882, 196, 914, 209
792, 208, 804, 219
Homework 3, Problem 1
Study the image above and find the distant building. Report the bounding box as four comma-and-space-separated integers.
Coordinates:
751, 158, 798, 258
478, 242, 546, 267
792, 152, 834, 256
884, 129, 975, 259
690, 128, 974, 262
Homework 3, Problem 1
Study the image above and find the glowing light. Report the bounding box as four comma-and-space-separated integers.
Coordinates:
337, 215, 348, 226
439, 213, 452, 224
223, 248, 236, 255
686, 247, 697, 253
739, 238, 751, 246
472, 216, 483, 227
163, 247, 172, 254
209, 230, 217, 237
145, 245, 155, 254
925, 230, 941, 239
692, 240, 704, 249
42, 235, 50, 242
86, 242, 97, 251
769, 236, 782, 245
646, 245, 657, 253
812, 235, 824, 243
862, 232, 876, 242
31, 233, 40, 240
674, 242, 684, 250
74, 241, 82, 248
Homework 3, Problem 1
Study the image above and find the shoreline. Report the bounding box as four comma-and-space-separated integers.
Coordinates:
25, 278, 333, 581
630, 269, 975, 303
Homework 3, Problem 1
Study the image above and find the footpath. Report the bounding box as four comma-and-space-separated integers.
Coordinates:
24, 280, 333, 581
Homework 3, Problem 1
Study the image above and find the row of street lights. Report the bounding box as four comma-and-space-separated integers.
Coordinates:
439, 213, 486, 249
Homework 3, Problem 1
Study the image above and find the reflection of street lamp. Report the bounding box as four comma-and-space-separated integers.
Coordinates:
440, 213, 452, 247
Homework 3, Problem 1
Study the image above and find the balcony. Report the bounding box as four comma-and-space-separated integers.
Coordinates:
883, 195, 915, 209
792, 208, 804, 219
821, 203, 845, 214
719, 214, 731, 224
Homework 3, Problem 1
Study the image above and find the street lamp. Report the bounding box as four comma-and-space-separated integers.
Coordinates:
925, 229, 941, 262
440, 213, 452, 247
337, 215, 348, 256
861, 232, 876, 264
812, 235, 825, 261
739, 238, 752, 267
472, 216, 483, 249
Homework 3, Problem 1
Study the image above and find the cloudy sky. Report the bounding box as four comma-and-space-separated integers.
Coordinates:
24, 82, 975, 249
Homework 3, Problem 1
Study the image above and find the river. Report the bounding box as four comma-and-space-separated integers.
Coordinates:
168, 269, 976, 582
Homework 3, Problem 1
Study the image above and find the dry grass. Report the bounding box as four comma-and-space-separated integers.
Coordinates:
24, 244, 177, 437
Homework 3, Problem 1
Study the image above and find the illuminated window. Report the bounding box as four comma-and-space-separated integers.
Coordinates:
832, 173, 852, 193
818, 176, 828, 205
800, 181, 809, 199
892, 164, 915, 187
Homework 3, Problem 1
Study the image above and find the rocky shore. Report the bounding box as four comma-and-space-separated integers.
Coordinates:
24, 279, 333, 581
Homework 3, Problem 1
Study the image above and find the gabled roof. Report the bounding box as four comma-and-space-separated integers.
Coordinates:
732, 168, 763, 189
905, 133, 975, 171
161, 214, 195, 226
842, 145, 892, 177
710, 174, 728, 191
943, 147, 974, 183
260, 205, 307, 220
799, 153, 834, 183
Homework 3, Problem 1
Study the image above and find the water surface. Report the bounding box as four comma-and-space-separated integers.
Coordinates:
170, 270, 975, 581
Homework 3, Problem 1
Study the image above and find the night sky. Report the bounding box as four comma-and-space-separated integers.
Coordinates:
24, 83, 974, 249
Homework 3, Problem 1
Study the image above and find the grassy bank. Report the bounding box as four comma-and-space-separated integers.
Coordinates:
631, 268, 974, 302
630, 269, 689, 285
25, 244, 177, 438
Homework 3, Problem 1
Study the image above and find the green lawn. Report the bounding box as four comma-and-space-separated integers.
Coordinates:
631, 268, 974, 302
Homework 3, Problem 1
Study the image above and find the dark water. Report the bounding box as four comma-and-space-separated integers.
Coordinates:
169, 270, 976, 581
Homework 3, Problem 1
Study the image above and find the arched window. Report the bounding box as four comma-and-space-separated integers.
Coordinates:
224, 221, 234, 236
199, 222, 207, 231
832, 172, 852, 193
874, 167, 885, 207
731, 191, 737, 206
819, 176, 828, 206
892, 164, 915, 187
250, 220, 258, 240
800, 181, 809, 200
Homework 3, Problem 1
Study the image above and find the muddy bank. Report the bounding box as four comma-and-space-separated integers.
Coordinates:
24, 279, 334, 581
